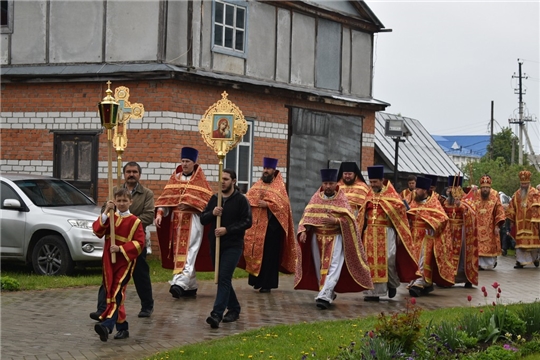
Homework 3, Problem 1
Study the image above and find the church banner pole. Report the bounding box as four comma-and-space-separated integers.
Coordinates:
98, 81, 119, 264
198, 91, 247, 284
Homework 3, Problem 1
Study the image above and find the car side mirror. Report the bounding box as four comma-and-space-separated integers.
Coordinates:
3, 198, 23, 210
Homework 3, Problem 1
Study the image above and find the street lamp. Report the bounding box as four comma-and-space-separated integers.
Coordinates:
384, 119, 411, 186
98, 81, 119, 263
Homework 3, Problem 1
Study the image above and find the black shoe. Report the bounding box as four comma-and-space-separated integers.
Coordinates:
89, 311, 102, 322
409, 286, 421, 298
493, 261, 497, 269
183, 289, 198, 298
94, 323, 109, 342
363, 296, 380, 302
388, 288, 397, 298
138, 308, 153, 318
259, 288, 271, 293
534, 260, 539, 268
514, 262, 524, 269
114, 330, 129, 340
479, 266, 485, 271
169, 285, 184, 298
502, 249, 507, 256
464, 282, 473, 289
316, 298, 330, 310
222, 311, 240, 323
206, 313, 221, 329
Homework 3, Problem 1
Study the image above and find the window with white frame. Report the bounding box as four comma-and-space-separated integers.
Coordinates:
225, 120, 253, 193
212, 0, 247, 57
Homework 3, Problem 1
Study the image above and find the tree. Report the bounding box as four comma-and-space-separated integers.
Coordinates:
462, 157, 540, 196
485, 127, 527, 165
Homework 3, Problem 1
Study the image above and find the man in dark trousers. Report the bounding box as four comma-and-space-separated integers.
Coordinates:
90, 161, 155, 320
201, 169, 252, 328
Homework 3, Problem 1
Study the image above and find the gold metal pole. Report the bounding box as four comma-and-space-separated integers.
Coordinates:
107, 129, 116, 264
214, 150, 225, 284
116, 149, 123, 188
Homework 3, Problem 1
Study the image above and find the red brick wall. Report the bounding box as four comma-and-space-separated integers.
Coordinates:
1, 80, 376, 204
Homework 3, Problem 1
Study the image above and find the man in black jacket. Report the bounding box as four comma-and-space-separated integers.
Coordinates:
201, 169, 252, 329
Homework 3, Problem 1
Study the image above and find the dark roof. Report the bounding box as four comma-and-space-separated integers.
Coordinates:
0, 63, 389, 109
375, 112, 461, 176
432, 135, 490, 158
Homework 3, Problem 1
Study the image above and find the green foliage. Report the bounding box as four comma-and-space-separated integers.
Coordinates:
458, 310, 489, 338
374, 299, 423, 352
433, 320, 470, 350
0, 276, 20, 291
520, 335, 540, 357
478, 313, 502, 344
497, 308, 527, 339
461, 157, 540, 195
485, 127, 525, 166
0, 258, 249, 290
465, 344, 520, 360
518, 301, 540, 334
357, 336, 403, 360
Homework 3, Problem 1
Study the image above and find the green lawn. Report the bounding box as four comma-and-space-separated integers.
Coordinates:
0, 256, 249, 290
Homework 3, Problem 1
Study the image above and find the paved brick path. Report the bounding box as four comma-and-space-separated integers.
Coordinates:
2, 255, 539, 360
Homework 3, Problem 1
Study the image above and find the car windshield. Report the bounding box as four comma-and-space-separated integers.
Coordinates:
14, 179, 95, 207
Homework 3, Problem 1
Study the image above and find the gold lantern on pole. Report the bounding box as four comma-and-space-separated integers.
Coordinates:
98, 81, 119, 264
198, 91, 247, 283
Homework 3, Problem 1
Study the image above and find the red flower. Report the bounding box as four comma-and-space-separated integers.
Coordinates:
368, 331, 374, 338
498, 288, 502, 293
496, 293, 500, 299
492, 301, 496, 306
483, 291, 488, 298
480, 309, 484, 313
492, 282, 500, 289
481, 286, 486, 292
467, 295, 472, 302
410, 298, 416, 305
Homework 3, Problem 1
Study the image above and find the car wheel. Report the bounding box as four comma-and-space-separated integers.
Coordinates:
31, 235, 75, 275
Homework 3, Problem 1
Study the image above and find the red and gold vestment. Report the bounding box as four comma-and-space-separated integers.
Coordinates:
408, 195, 454, 287
93, 213, 144, 323
155, 164, 213, 272
242, 171, 297, 276
358, 181, 418, 283
442, 196, 478, 285
472, 188, 506, 256
507, 186, 540, 249
294, 187, 373, 293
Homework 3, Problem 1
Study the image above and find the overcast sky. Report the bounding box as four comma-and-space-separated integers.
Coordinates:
366, 1, 540, 152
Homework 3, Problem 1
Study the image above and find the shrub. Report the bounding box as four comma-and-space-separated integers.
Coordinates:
458, 310, 489, 338
518, 301, 540, 334
433, 319, 470, 351
464, 344, 520, 360
0, 276, 20, 291
520, 335, 540, 357
374, 298, 423, 353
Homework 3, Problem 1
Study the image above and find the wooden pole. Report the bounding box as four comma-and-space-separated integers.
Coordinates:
107, 129, 116, 264
214, 152, 225, 284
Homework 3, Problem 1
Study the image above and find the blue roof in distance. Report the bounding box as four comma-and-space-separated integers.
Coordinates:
432, 135, 490, 158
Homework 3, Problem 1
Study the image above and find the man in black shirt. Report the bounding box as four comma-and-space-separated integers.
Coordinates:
201, 169, 252, 329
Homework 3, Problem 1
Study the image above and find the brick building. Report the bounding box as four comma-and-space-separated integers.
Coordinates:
1, 0, 389, 225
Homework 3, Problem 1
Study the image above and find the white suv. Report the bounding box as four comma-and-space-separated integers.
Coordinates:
1, 173, 103, 275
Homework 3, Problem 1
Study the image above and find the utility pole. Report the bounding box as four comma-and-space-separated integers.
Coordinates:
508, 59, 533, 165
490, 101, 494, 160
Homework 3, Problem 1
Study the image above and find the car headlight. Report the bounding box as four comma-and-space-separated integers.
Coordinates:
68, 219, 94, 230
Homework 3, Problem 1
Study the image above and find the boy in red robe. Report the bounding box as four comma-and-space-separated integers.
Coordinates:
92, 188, 145, 342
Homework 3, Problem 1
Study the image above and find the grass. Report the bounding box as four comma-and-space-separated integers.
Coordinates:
0, 255, 249, 290
143, 304, 540, 360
